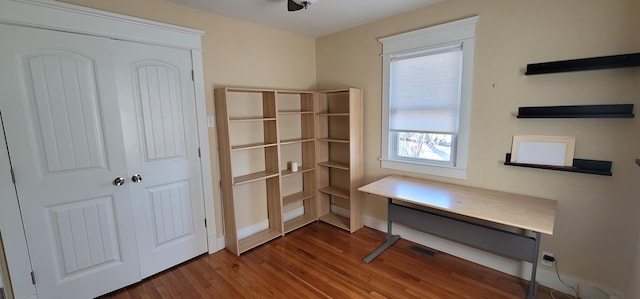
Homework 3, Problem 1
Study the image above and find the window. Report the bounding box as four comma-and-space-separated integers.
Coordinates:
379, 16, 478, 179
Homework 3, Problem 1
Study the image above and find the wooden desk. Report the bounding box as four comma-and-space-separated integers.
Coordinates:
358, 175, 557, 299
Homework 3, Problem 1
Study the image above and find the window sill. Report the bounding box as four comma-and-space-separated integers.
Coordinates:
381, 159, 467, 180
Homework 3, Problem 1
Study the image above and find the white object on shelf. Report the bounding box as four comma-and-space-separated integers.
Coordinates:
511, 135, 576, 166
290, 162, 298, 172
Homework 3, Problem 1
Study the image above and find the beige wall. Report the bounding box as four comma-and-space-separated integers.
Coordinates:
317, 0, 640, 294
59, 0, 317, 238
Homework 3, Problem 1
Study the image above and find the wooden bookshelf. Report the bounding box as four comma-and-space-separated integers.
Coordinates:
215, 87, 283, 255
277, 90, 317, 235
215, 87, 364, 255
315, 88, 364, 233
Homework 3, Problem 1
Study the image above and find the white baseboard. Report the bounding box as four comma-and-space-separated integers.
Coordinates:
331, 204, 350, 218
207, 231, 222, 253
216, 236, 225, 252
283, 206, 305, 222
363, 215, 623, 299
235, 206, 305, 240
236, 220, 270, 240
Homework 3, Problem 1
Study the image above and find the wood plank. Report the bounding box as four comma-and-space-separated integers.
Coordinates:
347, 88, 364, 232
282, 191, 314, 205
318, 186, 349, 199
214, 87, 239, 254
100, 222, 570, 299
281, 166, 314, 177
237, 228, 281, 254
318, 213, 349, 230
226, 87, 276, 93
316, 138, 349, 143
265, 176, 283, 234
230, 142, 278, 151
284, 214, 317, 233
228, 117, 277, 122
233, 170, 279, 185
317, 160, 350, 170
279, 138, 315, 145
278, 111, 314, 115
316, 113, 349, 116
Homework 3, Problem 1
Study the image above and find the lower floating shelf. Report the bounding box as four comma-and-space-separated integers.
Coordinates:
504, 153, 612, 176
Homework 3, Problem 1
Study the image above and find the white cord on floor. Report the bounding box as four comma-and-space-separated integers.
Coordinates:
550, 256, 578, 299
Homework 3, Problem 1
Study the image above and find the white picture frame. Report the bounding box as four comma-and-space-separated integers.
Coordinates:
511, 135, 576, 166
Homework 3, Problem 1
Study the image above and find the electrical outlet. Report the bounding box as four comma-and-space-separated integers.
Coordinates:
541, 251, 555, 267
207, 116, 215, 128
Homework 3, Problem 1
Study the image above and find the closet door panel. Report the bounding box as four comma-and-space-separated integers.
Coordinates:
113, 41, 207, 278
0, 24, 141, 299
24, 52, 108, 173
135, 63, 187, 161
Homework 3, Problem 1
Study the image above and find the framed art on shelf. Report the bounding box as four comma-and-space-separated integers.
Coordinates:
511, 135, 576, 166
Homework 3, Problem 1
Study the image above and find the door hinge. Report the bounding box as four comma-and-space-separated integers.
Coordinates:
198, 147, 201, 158
31, 271, 36, 285
10, 167, 15, 184
204, 218, 207, 228
191, 70, 195, 81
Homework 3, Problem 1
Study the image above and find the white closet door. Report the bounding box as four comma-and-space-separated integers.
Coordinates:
0, 25, 141, 298
112, 41, 207, 278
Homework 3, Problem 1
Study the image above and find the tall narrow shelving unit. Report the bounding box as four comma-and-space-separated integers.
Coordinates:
215, 88, 283, 255
277, 90, 318, 233
315, 88, 364, 232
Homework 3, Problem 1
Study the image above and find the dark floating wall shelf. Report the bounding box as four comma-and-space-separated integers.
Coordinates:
504, 153, 612, 176
517, 104, 634, 119
525, 52, 640, 75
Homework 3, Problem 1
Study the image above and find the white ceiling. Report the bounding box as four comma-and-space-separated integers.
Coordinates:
165, 0, 443, 38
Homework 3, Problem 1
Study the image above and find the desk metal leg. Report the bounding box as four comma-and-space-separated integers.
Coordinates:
363, 198, 401, 263
527, 232, 541, 299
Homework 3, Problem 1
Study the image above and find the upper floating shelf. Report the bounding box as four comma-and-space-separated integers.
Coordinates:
517, 104, 634, 118
525, 53, 640, 75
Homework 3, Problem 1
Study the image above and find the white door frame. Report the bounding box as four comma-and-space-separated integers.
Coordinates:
0, 1, 219, 298
0, 112, 36, 299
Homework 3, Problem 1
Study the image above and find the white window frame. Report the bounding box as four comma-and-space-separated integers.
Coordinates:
379, 16, 478, 180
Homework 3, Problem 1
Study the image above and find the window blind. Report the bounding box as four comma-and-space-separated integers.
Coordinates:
389, 46, 463, 134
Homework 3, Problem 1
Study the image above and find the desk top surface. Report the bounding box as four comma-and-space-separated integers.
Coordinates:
358, 175, 557, 235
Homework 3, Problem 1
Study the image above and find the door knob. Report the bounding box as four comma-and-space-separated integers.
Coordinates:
131, 174, 143, 183
113, 177, 125, 186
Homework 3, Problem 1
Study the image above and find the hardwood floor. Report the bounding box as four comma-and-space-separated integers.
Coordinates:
101, 222, 568, 299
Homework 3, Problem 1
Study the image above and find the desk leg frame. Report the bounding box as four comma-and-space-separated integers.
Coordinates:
363, 198, 544, 299
363, 198, 400, 264
527, 231, 541, 299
